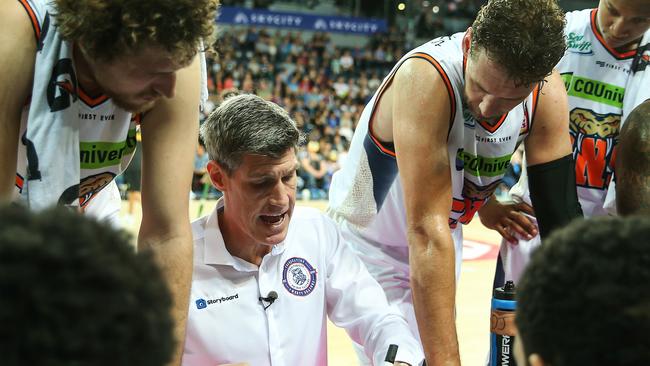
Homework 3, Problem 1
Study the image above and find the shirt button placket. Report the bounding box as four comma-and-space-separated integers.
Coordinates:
259, 256, 285, 366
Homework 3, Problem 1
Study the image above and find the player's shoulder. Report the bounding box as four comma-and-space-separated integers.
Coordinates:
564, 8, 594, 29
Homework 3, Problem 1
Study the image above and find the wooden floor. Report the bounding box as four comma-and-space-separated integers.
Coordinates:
121, 199, 501, 365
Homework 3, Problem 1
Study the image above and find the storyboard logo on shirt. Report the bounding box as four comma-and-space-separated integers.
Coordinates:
196, 293, 239, 309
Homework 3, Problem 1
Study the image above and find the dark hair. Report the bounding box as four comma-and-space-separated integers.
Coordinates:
616, 101, 650, 215
200, 93, 303, 174
516, 216, 650, 365
52, 0, 219, 63
0, 205, 174, 366
470, 0, 566, 86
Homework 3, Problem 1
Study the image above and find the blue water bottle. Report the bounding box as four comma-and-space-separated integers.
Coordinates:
489, 280, 517, 366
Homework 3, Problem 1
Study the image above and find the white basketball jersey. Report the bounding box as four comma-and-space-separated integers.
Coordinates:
15, 0, 138, 208
328, 33, 539, 254
512, 9, 635, 217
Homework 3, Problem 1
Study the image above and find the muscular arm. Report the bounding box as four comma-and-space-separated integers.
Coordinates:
0, 1, 35, 202
524, 70, 581, 237
392, 59, 460, 366
139, 56, 201, 365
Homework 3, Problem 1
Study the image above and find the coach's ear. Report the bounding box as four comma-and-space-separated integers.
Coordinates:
206, 160, 228, 192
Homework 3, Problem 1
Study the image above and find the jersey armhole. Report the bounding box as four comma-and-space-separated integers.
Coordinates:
367, 52, 457, 156
17, 0, 41, 42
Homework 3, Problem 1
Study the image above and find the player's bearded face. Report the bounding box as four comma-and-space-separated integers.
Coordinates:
220, 150, 298, 247
84, 46, 190, 113
463, 49, 535, 125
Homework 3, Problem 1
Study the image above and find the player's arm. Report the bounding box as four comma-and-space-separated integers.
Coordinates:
139, 56, 201, 365
0, 1, 36, 202
392, 58, 460, 366
524, 70, 582, 238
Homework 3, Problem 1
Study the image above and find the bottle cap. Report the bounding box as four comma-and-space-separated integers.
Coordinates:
493, 280, 516, 300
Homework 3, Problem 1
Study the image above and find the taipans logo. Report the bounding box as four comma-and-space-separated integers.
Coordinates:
455, 150, 512, 178
566, 32, 593, 55
449, 179, 502, 229
195, 294, 239, 309
78, 172, 116, 207
570, 108, 620, 190
282, 257, 317, 296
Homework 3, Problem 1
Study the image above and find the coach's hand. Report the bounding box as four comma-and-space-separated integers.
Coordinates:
479, 196, 537, 243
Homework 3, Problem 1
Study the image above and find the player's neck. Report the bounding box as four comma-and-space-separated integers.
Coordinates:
613, 39, 641, 53
72, 44, 104, 97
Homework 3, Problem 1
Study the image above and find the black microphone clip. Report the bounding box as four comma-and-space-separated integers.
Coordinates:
259, 290, 278, 310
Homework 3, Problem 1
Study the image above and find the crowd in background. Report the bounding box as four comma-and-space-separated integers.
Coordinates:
196, 26, 409, 199
121, 14, 520, 202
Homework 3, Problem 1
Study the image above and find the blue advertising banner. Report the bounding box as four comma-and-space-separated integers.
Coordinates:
217, 6, 387, 35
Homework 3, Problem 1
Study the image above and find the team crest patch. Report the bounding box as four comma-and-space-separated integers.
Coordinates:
282, 257, 317, 296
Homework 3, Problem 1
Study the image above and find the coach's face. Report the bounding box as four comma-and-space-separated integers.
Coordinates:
462, 36, 535, 125
210, 149, 298, 248
81, 45, 189, 113
597, 0, 650, 52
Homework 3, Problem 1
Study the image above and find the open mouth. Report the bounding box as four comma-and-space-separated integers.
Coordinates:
260, 212, 286, 225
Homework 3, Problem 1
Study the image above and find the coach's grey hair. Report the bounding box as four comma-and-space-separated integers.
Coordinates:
200, 94, 302, 174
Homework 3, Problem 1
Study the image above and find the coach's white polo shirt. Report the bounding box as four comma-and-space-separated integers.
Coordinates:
182, 201, 423, 366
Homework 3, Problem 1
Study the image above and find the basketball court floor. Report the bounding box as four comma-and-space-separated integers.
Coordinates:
121, 199, 500, 365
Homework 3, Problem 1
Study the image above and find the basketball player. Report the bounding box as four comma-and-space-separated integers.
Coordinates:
479, 0, 650, 287
0, 205, 175, 366
515, 215, 650, 366
0, 0, 218, 363
327, 0, 580, 364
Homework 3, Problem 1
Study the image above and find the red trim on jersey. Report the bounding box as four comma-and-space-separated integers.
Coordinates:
77, 86, 110, 107
477, 114, 508, 134
590, 9, 637, 60
131, 113, 143, 125
367, 51, 457, 157
18, 0, 40, 41
518, 83, 541, 136
15, 173, 24, 191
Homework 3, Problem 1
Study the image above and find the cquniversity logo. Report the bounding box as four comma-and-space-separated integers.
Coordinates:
196, 299, 207, 310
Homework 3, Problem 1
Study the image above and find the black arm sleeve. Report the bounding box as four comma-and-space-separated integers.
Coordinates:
528, 154, 583, 239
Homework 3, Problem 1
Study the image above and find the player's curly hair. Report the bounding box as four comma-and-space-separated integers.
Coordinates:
516, 216, 650, 365
52, 0, 219, 63
470, 0, 566, 86
0, 205, 175, 366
